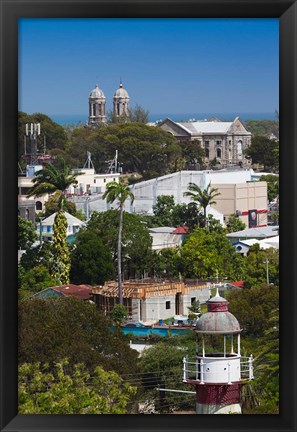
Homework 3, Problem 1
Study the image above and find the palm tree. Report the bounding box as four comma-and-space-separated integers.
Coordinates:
27, 158, 82, 284
102, 181, 134, 305
27, 158, 80, 208
183, 182, 220, 229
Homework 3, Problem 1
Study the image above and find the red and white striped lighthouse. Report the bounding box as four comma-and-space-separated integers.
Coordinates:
183, 287, 254, 414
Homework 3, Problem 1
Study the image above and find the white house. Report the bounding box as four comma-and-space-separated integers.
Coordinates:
37, 211, 85, 242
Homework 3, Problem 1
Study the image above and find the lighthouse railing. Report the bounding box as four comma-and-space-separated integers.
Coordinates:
183, 355, 254, 383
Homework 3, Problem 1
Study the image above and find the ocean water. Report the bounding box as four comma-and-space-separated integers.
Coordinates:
50, 112, 277, 126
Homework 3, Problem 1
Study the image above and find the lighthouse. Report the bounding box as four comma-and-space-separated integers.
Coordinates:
183, 287, 254, 414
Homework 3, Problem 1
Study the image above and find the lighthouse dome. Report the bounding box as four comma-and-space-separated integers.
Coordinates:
195, 291, 241, 334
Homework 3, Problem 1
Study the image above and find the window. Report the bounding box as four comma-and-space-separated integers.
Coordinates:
191, 297, 196, 304
205, 140, 209, 147
104, 178, 106, 183
217, 148, 222, 158
205, 148, 209, 158
94, 179, 96, 184
166, 301, 171, 310
237, 140, 243, 159
20, 187, 31, 196
216, 140, 221, 146
229, 140, 232, 145
36, 201, 42, 211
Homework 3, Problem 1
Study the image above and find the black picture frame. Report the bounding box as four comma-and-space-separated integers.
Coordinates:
1, 1, 296, 431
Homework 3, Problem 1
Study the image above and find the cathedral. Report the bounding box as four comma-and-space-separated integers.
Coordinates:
88, 81, 130, 126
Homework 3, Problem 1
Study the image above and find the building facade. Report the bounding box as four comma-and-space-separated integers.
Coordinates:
92, 280, 211, 323
158, 117, 252, 168
18, 165, 49, 221
128, 170, 268, 226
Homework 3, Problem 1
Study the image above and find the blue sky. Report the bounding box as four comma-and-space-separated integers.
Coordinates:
18, 18, 279, 118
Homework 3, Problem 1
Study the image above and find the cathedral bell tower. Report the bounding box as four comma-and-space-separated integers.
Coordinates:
113, 81, 130, 119
88, 84, 106, 126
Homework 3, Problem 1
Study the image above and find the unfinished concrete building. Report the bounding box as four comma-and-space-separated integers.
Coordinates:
92, 280, 211, 323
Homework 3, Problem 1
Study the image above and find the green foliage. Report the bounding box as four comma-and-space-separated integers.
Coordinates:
70, 228, 114, 285
102, 182, 135, 304
183, 182, 220, 228
181, 228, 244, 280
19, 264, 58, 294
18, 296, 139, 377
244, 119, 279, 138
243, 244, 279, 287
68, 122, 181, 180
151, 248, 182, 279
259, 174, 279, 202
43, 191, 77, 217
20, 242, 53, 271
139, 338, 196, 412
130, 104, 149, 124
27, 158, 83, 210
187, 300, 201, 315
181, 139, 205, 169
18, 216, 37, 250
51, 211, 70, 284
227, 284, 279, 337
18, 359, 136, 414
245, 135, 279, 171
87, 210, 153, 279
111, 304, 128, 325
18, 111, 68, 163
226, 214, 246, 233
152, 195, 176, 226
151, 195, 203, 230
102, 181, 134, 207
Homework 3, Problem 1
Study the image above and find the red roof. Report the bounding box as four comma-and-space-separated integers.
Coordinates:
172, 226, 189, 234
228, 281, 244, 288
51, 284, 93, 300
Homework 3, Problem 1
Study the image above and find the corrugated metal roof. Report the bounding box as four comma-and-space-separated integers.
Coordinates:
227, 226, 278, 238
51, 284, 93, 300
177, 121, 233, 135
42, 211, 85, 227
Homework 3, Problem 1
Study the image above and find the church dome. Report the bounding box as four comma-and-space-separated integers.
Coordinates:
114, 82, 129, 99
89, 84, 105, 99
195, 290, 241, 334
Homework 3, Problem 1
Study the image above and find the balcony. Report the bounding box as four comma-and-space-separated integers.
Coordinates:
183, 354, 254, 385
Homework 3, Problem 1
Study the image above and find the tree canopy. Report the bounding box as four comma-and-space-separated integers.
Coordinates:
19, 359, 136, 414
245, 135, 279, 172
18, 297, 139, 377
259, 174, 279, 202
68, 122, 181, 179
70, 228, 114, 285
183, 182, 220, 228
86, 210, 153, 279
180, 228, 244, 280
18, 216, 37, 250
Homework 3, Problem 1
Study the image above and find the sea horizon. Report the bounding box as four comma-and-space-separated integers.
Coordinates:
49, 112, 277, 126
